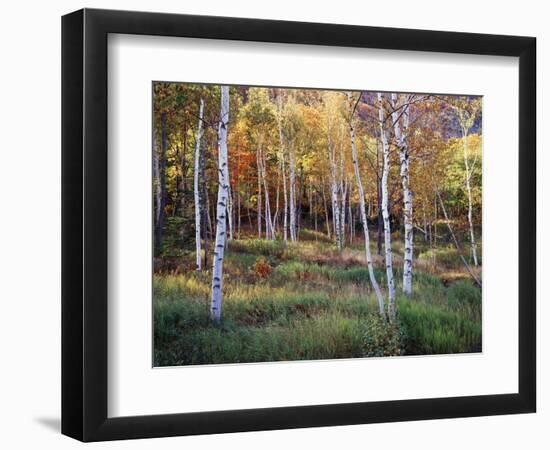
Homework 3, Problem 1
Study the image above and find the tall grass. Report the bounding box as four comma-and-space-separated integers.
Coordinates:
154, 238, 482, 366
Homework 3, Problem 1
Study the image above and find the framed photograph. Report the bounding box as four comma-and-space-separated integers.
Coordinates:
62, 8, 536, 442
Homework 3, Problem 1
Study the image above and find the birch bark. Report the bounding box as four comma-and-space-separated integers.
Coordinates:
377, 93, 396, 320
260, 148, 274, 239
462, 127, 478, 266
391, 93, 413, 295
451, 102, 480, 267
277, 97, 289, 242
288, 141, 297, 241
349, 93, 385, 317
328, 129, 341, 252
340, 180, 348, 247
210, 86, 230, 323
193, 98, 205, 270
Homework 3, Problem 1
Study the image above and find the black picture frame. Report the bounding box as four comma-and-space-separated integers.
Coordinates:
62, 8, 536, 442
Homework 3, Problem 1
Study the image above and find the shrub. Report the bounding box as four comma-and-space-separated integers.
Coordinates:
252, 257, 273, 279
362, 314, 405, 357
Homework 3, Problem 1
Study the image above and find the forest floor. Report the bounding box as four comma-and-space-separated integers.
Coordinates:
154, 229, 482, 367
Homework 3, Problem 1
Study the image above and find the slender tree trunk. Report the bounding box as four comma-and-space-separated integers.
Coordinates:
180, 123, 188, 218
210, 86, 230, 323
391, 93, 413, 295
237, 189, 241, 240
328, 138, 341, 251
201, 145, 209, 270
314, 188, 318, 234
206, 187, 213, 237
433, 193, 438, 266
367, 180, 372, 218
227, 181, 234, 241
297, 166, 303, 238
281, 141, 288, 242
273, 151, 281, 236
237, 149, 241, 240
349, 93, 385, 317
422, 201, 429, 243
348, 197, 356, 247
155, 112, 168, 256
378, 93, 396, 320
260, 148, 274, 239
321, 181, 331, 238
376, 140, 383, 256
462, 128, 478, 266
288, 141, 297, 241
193, 98, 205, 270
339, 151, 347, 246
256, 131, 263, 239
308, 179, 313, 225
340, 180, 348, 247
201, 137, 209, 269
277, 99, 289, 243
153, 127, 161, 237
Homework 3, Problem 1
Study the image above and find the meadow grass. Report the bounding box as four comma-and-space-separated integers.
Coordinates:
154, 238, 482, 366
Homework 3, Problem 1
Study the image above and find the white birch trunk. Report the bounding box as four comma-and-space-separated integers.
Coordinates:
193, 97, 205, 271
348, 196, 354, 246
328, 137, 341, 251
260, 148, 274, 240
281, 136, 288, 243
227, 180, 234, 241
331, 179, 341, 251
462, 128, 478, 266
210, 86, 230, 323
321, 182, 331, 238
288, 141, 297, 241
348, 93, 385, 317
378, 93, 396, 320
277, 98, 289, 242
340, 180, 348, 247
339, 152, 347, 246
391, 93, 413, 295
273, 152, 281, 235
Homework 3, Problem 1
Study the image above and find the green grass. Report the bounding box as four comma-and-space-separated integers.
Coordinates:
418, 245, 482, 269
154, 238, 482, 366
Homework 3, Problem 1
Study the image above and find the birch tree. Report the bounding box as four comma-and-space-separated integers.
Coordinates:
288, 140, 297, 241
277, 96, 289, 242
377, 93, 396, 320
193, 97, 205, 271
391, 93, 413, 295
210, 86, 230, 323
280, 97, 304, 242
349, 93, 385, 316
449, 98, 481, 266
326, 107, 342, 252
